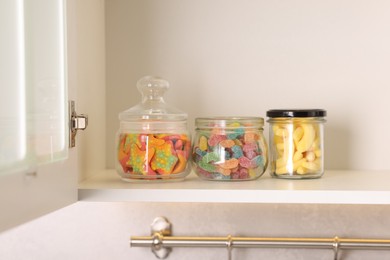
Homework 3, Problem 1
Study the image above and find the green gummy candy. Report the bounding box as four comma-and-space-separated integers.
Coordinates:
198, 160, 216, 172
201, 152, 220, 164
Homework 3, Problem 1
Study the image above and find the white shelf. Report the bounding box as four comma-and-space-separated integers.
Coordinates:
78, 170, 390, 204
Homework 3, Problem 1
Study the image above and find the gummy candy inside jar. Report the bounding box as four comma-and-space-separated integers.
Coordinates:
116, 76, 191, 182
192, 117, 268, 181
266, 109, 327, 179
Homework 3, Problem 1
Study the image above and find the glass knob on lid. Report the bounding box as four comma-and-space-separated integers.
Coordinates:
119, 76, 187, 122
116, 76, 191, 182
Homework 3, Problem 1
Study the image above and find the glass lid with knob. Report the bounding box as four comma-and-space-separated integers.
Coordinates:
119, 76, 187, 122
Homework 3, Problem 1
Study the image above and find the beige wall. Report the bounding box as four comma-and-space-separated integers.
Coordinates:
106, 0, 390, 171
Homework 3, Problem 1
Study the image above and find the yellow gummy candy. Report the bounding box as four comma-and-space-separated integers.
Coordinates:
248, 168, 257, 178
276, 143, 285, 151
312, 138, 321, 150
199, 136, 208, 151
296, 166, 308, 175
293, 126, 303, 147
275, 166, 287, 174
305, 151, 316, 162
274, 135, 284, 145
276, 157, 286, 169
293, 126, 304, 141
293, 158, 306, 171
302, 160, 320, 171
275, 128, 288, 137
297, 124, 316, 152
293, 151, 303, 161
234, 139, 243, 146
229, 122, 241, 127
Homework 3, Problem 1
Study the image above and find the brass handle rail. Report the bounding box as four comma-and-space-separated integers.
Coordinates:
131, 236, 390, 250
129, 217, 390, 259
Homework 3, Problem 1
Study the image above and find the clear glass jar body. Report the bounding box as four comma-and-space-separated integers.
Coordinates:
192, 117, 268, 181
268, 114, 326, 179
116, 120, 191, 181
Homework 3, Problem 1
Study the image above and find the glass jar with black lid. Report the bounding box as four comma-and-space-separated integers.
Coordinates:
267, 109, 326, 179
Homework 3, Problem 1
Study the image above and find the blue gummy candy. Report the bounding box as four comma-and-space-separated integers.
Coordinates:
227, 127, 245, 139
231, 145, 243, 158
195, 147, 206, 156
252, 155, 264, 167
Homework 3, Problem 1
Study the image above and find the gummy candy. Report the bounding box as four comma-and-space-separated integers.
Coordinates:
208, 134, 227, 146
117, 133, 191, 178
242, 143, 258, 153
151, 141, 178, 175
195, 147, 206, 156
231, 145, 243, 159
198, 160, 216, 172
199, 136, 208, 151
227, 127, 244, 139
270, 121, 323, 177
220, 139, 235, 148
216, 166, 232, 176
244, 132, 257, 143
129, 143, 155, 175
238, 155, 263, 169
218, 158, 239, 170
202, 152, 220, 164
244, 150, 257, 160
172, 150, 188, 174
192, 121, 266, 181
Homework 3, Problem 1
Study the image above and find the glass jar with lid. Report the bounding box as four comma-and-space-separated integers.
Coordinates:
267, 109, 327, 179
192, 117, 268, 181
115, 76, 191, 181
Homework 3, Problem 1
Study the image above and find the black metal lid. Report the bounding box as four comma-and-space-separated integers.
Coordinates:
266, 109, 326, 118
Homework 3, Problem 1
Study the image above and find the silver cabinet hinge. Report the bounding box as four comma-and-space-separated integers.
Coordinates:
69, 100, 88, 148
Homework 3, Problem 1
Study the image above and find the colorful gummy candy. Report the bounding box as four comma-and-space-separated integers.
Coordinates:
117, 133, 191, 178
192, 123, 266, 180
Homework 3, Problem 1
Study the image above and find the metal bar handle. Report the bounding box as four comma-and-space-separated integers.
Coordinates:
130, 217, 390, 259
131, 236, 390, 250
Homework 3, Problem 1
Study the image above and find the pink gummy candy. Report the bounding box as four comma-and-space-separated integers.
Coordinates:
239, 168, 249, 179
245, 150, 258, 160
238, 156, 259, 169
208, 134, 227, 146
242, 143, 258, 153
175, 139, 183, 150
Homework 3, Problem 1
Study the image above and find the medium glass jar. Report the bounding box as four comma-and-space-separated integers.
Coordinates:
192, 117, 268, 181
267, 109, 326, 179
116, 76, 191, 181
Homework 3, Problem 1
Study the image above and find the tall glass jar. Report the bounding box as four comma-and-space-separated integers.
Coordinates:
192, 117, 268, 181
267, 109, 326, 179
116, 76, 191, 181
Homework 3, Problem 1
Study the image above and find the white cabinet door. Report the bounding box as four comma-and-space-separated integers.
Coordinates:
0, 0, 78, 231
